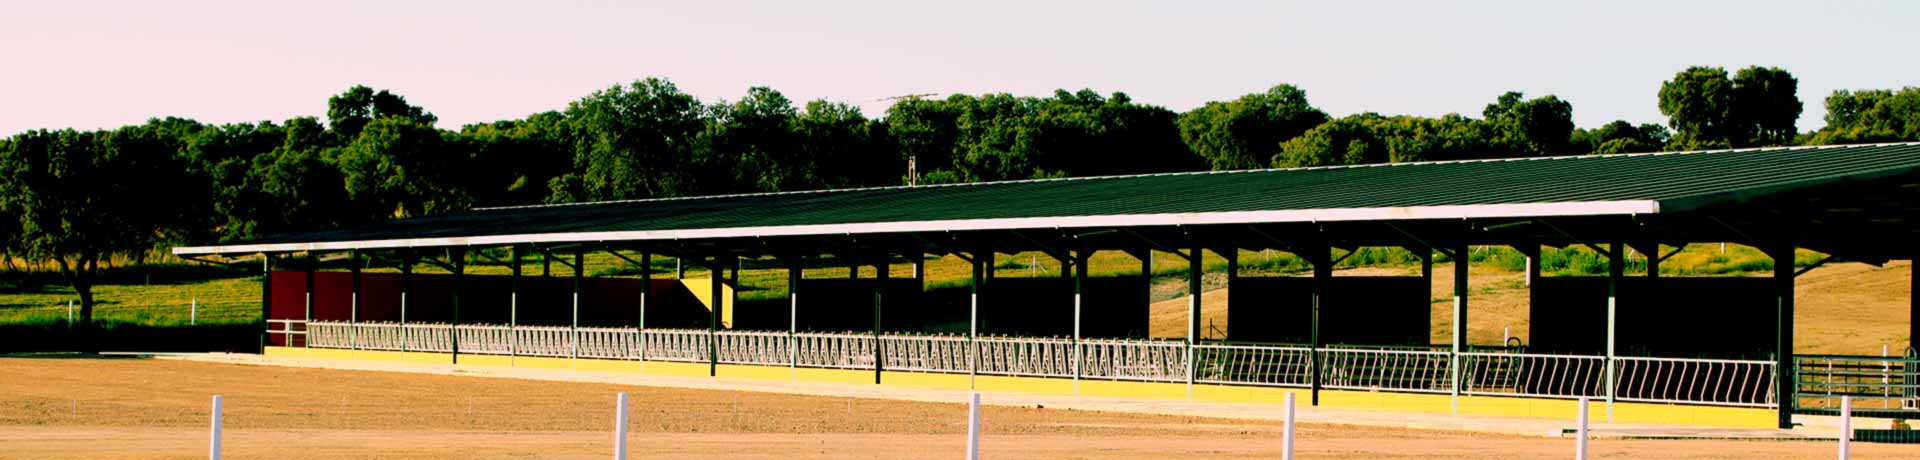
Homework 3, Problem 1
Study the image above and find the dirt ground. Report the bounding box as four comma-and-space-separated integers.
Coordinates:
1, 356, 1910, 459
1150, 261, 1913, 355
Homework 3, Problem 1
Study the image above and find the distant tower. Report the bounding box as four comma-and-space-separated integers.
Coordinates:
875, 93, 939, 186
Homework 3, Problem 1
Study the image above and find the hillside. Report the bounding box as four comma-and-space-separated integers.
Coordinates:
1145, 261, 1913, 355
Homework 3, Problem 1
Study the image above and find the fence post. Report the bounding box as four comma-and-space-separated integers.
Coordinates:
191, 298, 198, 326
614, 392, 629, 460
966, 392, 981, 460
1575, 396, 1589, 460
1838, 395, 1851, 460
67, 300, 73, 326
1283, 392, 1296, 460
209, 395, 223, 460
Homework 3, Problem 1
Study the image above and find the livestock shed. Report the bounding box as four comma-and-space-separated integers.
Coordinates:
175, 143, 1920, 429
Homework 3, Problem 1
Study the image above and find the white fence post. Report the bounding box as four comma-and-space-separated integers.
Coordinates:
1282, 392, 1296, 460
966, 392, 981, 460
614, 392, 628, 460
209, 395, 223, 460
67, 300, 73, 325
1575, 396, 1589, 460
1839, 395, 1851, 460
191, 298, 198, 325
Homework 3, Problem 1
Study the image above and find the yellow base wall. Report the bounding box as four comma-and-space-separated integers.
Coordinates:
259, 347, 1775, 428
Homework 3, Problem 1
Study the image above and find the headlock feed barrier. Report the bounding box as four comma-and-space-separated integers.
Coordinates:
301, 320, 1796, 409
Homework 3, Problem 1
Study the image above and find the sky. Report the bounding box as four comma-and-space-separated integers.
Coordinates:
3, 1, 1916, 136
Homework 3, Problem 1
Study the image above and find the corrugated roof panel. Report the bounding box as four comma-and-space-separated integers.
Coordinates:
174, 143, 1920, 254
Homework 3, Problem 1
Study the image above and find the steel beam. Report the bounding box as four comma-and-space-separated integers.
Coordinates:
1073, 248, 1087, 392
639, 252, 651, 361
874, 255, 888, 384
970, 251, 984, 388
572, 248, 583, 360
709, 256, 723, 377
788, 255, 801, 370
451, 248, 464, 364
303, 260, 314, 348
1311, 246, 1329, 406
510, 245, 521, 357
1451, 242, 1469, 413
1606, 243, 1623, 419
350, 250, 361, 350
1773, 242, 1796, 429
1186, 244, 1201, 398
259, 254, 273, 352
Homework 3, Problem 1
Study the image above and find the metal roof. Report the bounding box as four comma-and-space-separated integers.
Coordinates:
174, 142, 1920, 255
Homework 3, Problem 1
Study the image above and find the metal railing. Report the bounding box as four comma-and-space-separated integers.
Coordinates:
455, 324, 514, 355
1459, 351, 1605, 399
715, 330, 792, 366
1320, 347, 1453, 393
976, 336, 1072, 378
1080, 338, 1187, 382
1795, 354, 1918, 414
641, 329, 709, 363
794, 332, 874, 369
298, 320, 1804, 410
1194, 343, 1314, 387
882, 333, 970, 374
266, 319, 306, 347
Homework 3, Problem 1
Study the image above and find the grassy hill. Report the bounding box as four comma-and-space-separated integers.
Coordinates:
1, 244, 1908, 355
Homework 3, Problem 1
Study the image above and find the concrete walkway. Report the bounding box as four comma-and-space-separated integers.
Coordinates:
157, 352, 1848, 441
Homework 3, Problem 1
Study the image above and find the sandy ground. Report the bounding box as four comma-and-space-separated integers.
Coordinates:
2, 356, 1912, 459
1149, 261, 1913, 354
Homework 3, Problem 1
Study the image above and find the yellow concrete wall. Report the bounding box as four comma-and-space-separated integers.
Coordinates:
678, 279, 735, 328
258, 347, 1774, 428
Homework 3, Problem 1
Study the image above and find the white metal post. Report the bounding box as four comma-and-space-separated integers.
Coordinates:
1839, 395, 1851, 460
614, 392, 629, 460
1282, 392, 1296, 460
191, 298, 198, 325
67, 300, 73, 325
1576, 396, 1589, 460
966, 392, 981, 460
209, 395, 223, 460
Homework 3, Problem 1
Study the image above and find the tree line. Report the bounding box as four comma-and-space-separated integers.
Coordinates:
3, 65, 1919, 327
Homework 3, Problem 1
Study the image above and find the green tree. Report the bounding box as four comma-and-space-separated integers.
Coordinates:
462, 111, 574, 207
1178, 84, 1330, 170
1482, 92, 1574, 156
553, 78, 705, 202
885, 97, 960, 184
1806, 87, 1920, 145
335, 117, 470, 219
697, 87, 801, 193
1732, 66, 1802, 146
327, 85, 437, 141
794, 100, 898, 188
0, 127, 190, 339
1659, 66, 1801, 149
1569, 120, 1670, 154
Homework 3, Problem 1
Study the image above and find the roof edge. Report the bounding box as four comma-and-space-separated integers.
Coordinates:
175, 200, 1659, 256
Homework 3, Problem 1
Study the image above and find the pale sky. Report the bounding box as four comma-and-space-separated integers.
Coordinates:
3, 1, 1915, 136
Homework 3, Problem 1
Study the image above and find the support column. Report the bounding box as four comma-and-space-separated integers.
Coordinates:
709, 256, 723, 377
1142, 250, 1154, 337
1223, 249, 1237, 341
1451, 243, 1469, 413
788, 256, 801, 370
303, 260, 314, 348
451, 248, 465, 364
675, 257, 684, 279
1311, 247, 1330, 406
1073, 249, 1087, 392
510, 246, 521, 357
1772, 242, 1796, 429
1606, 243, 1623, 419
400, 253, 412, 352
350, 250, 361, 350
1645, 243, 1661, 279
571, 248, 583, 359
969, 253, 984, 388
638, 251, 650, 362
1186, 245, 1202, 398
874, 256, 888, 385
259, 254, 272, 353
1910, 254, 1917, 358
